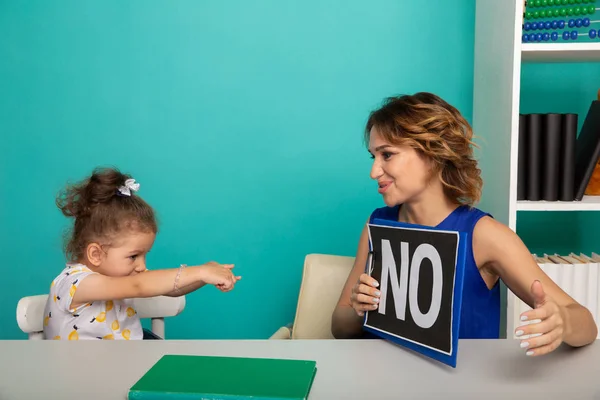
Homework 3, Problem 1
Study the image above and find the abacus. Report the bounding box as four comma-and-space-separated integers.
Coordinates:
522, 0, 600, 42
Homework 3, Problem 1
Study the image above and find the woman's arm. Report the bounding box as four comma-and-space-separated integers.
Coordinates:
331, 221, 380, 339
72, 263, 237, 307
473, 216, 597, 354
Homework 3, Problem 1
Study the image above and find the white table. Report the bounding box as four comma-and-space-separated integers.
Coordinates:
0, 339, 598, 399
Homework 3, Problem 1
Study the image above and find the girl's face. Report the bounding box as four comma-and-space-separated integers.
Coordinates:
368, 127, 433, 207
88, 230, 156, 277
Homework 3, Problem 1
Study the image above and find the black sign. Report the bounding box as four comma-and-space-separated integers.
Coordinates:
363, 220, 466, 367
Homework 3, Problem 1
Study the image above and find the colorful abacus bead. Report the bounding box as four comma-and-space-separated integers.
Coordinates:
524, 3, 597, 19
523, 19, 572, 30
539, 0, 598, 6
590, 29, 598, 38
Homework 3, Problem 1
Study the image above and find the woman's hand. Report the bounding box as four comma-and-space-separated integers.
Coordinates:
198, 262, 241, 292
516, 280, 566, 356
350, 273, 381, 317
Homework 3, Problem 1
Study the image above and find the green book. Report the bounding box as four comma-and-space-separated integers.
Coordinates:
128, 354, 317, 400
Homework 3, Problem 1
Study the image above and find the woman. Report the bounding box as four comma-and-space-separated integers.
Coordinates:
331, 92, 597, 356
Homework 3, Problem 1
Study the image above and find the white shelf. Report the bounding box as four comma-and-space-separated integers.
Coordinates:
475, 1, 600, 339
516, 195, 600, 211
522, 42, 600, 62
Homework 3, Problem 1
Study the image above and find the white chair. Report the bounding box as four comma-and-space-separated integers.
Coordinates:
270, 253, 355, 340
16, 294, 186, 340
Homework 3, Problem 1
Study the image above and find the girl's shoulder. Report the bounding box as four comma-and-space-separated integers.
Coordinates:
50, 263, 95, 285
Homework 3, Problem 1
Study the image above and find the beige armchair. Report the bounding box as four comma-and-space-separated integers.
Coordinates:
270, 253, 355, 340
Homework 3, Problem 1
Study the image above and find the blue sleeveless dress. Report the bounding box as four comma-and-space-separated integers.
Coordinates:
366, 204, 501, 339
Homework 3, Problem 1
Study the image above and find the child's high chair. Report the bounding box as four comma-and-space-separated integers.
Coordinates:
16, 294, 185, 340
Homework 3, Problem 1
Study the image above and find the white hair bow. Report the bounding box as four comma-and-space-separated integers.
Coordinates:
117, 178, 140, 196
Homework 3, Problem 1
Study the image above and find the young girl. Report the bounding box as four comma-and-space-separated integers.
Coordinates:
331, 92, 597, 356
43, 167, 241, 340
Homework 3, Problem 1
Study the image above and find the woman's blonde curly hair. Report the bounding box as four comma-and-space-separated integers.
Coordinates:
365, 92, 482, 206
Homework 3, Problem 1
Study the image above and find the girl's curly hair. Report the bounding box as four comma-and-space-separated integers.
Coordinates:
56, 167, 157, 261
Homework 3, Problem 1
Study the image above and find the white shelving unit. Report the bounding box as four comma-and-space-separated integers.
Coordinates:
473, 0, 600, 338
522, 42, 600, 62
517, 196, 600, 211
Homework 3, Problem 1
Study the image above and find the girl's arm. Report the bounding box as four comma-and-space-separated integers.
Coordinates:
141, 268, 208, 297
71, 263, 237, 307
163, 265, 241, 297
473, 216, 598, 354
164, 280, 207, 297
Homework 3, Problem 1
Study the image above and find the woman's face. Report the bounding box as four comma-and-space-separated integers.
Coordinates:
368, 127, 433, 207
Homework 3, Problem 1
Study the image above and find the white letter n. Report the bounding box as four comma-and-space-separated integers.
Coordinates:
378, 239, 409, 320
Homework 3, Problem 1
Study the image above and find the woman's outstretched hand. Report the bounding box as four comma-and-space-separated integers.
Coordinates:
516, 280, 566, 356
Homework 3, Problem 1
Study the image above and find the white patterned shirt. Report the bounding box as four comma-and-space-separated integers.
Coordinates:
42, 263, 143, 340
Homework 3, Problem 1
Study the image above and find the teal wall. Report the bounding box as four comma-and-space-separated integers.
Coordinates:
0, 1, 476, 339
518, 63, 600, 255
